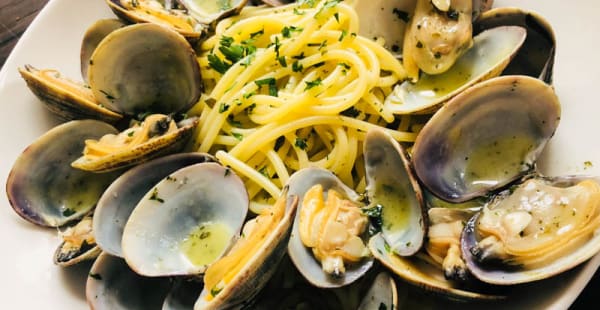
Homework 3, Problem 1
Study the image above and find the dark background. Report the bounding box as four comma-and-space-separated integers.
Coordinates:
0, 1, 597, 309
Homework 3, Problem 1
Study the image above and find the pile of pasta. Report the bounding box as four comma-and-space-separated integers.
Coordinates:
188, 0, 420, 212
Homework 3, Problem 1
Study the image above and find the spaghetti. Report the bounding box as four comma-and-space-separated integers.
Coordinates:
187, 0, 421, 212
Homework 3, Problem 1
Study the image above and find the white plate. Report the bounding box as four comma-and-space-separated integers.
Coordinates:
0, 0, 598, 309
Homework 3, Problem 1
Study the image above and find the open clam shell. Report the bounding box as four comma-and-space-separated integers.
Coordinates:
461, 175, 600, 285
364, 128, 426, 256
474, 7, 556, 83
54, 215, 102, 266
194, 190, 298, 309
71, 116, 199, 172
86, 252, 172, 310
18, 65, 123, 124
106, 0, 204, 41
287, 167, 374, 288
412, 75, 561, 203
6, 120, 121, 227
369, 233, 504, 301
177, 0, 248, 27
88, 23, 202, 116
80, 19, 127, 83
122, 162, 248, 277
385, 25, 526, 114
93, 152, 215, 257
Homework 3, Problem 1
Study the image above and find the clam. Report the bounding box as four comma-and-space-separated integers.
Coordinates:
369, 233, 504, 300
6, 120, 121, 227
54, 215, 102, 266
71, 115, 199, 172
18, 64, 123, 124
412, 75, 561, 203
363, 128, 426, 256
88, 23, 202, 116
384, 25, 526, 114
86, 252, 172, 310
93, 152, 215, 257
287, 168, 373, 288
402, 0, 474, 81
177, 0, 248, 27
122, 162, 249, 277
474, 7, 556, 83
462, 176, 600, 285
81, 19, 127, 83
106, 0, 204, 41
194, 188, 298, 309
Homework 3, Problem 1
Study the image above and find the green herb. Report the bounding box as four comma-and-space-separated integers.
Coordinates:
292, 61, 304, 72
208, 54, 231, 74
379, 303, 387, 310
584, 161, 593, 169
258, 166, 270, 178
218, 103, 230, 113
89, 273, 102, 280
127, 130, 135, 137
304, 78, 322, 91
338, 29, 347, 41
362, 204, 383, 233
99, 89, 115, 100
277, 56, 287, 67
245, 103, 257, 114
334, 12, 339, 22
384, 242, 391, 253
312, 61, 325, 68
232, 132, 244, 141
338, 63, 351, 70
62, 208, 76, 217
292, 52, 305, 60
250, 28, 264, 38
282, 26, 302, 38
243, 91, 256, 99
227, 115, 241, 126
210, 287, 223, 297
255, 78, 278, 97
446, 9, 459, 21
274, 136, 285, 151
392, 8, 410, 23
149, 187, 164, 203
341, 106, 360, 117
295, 138, 308, 150
199, 231, 211, 239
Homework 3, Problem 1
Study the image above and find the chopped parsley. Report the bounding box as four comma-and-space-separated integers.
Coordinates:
295, 137, 308, 150
292, 61, 304, 72
274, 136, 285, 151
62, 208, 76, 217
392, 8, 410, 23
218, 103, 230, 113
149, 187, 164, 203
282, 26, 303, 38
278, 56, 288, 67
255, 78, 278, 97
304, 78, 322, 91
232, 132, 244, 141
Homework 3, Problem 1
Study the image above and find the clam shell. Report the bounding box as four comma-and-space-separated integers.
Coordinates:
88, 23, 202, 116
93, 152, 215, 257
412, 75, 561, 202
369, 234, 504, 301
474, 7, 556, 83
384, 26, 526, 114
6, 120, 121, 227
286, 167, 373, 288
18, 65, 123, 124
122, 162, 248, 277
86, 252, 172, 310
81, 19, 127, 83
461, 176, 600, 285
364, 128, 426, 256
71, 117, 199, 172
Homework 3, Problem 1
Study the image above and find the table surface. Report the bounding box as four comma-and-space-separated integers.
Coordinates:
0, 1, 597, 309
